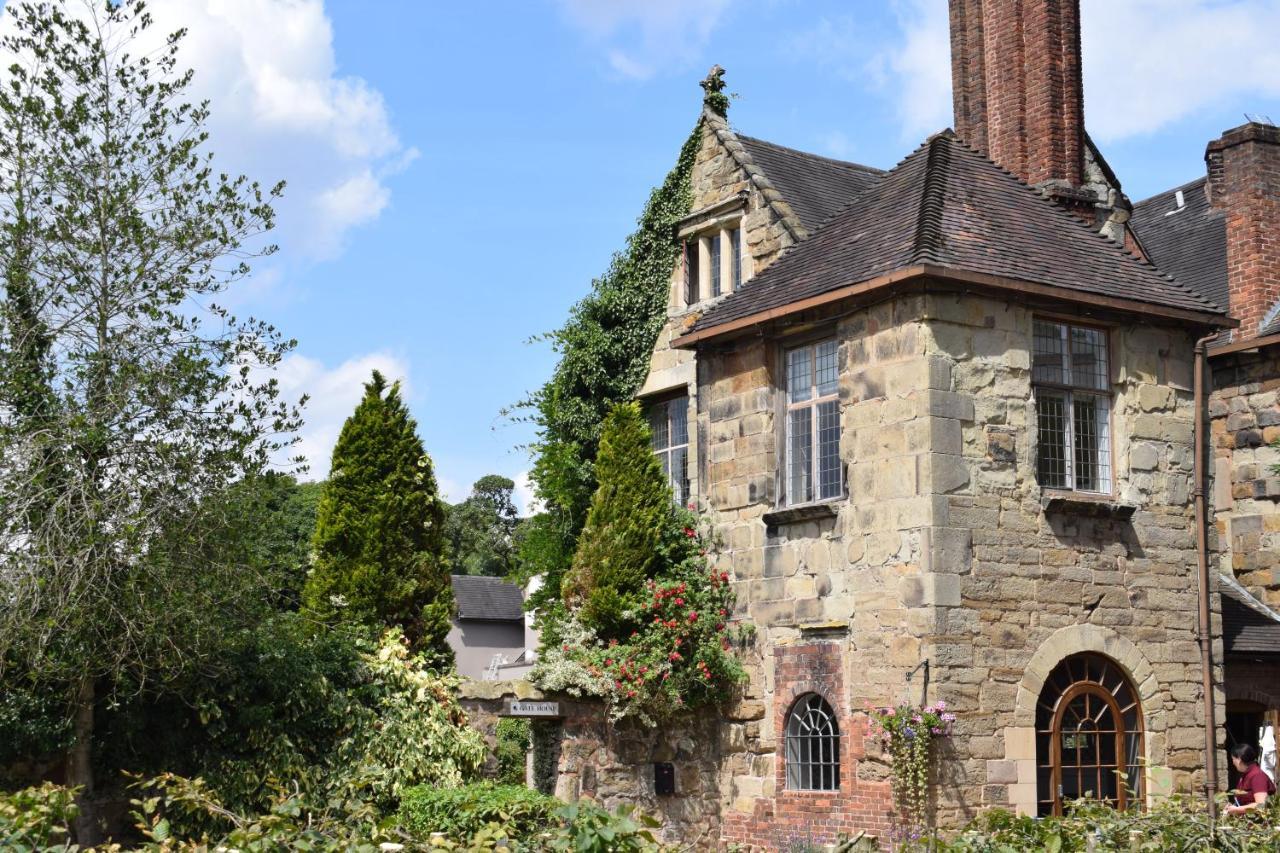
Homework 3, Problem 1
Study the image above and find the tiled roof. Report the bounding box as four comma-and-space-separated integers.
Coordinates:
736, 135, 883, 233
1130, 177, 1229, 313
687, 131, 1225, 337
451, 575, 524, 622
1221, 574, 1280, 657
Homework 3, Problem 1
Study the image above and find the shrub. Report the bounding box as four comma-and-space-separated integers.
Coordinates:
495, 718, 531, 785
941, 796, 1280, 852
397, 782, 560, 841
534, 505, 745, 725
0, 782, 79, 851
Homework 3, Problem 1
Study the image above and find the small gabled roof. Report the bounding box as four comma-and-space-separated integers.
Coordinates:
680, 131, 1226, 343
736, 135, 883, 233
1220, 573, 1280, 657
1130, 177, 1228, 313
451, 575, 524, 622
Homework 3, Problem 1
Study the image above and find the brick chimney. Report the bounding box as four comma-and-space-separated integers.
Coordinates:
949, 0, 1085, 192
1206, 122, 1280, 340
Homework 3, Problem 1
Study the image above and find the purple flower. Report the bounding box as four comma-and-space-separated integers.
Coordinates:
903, 726, 916, 739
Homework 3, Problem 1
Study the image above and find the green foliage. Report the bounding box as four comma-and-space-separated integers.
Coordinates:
304, 371, 454, 661
560, 403, 676, 634
98, 616, 484, 828
398, 782, 559, 841
530, 721, 561, 796
549, 802, 661, 853
231, 474, 323, 608
511, 123, 701, 627
0, 678, 72, 769
446, 475, 521, 578
865, 701, 956, 828
534, 499, 745, 724
940, 796, 1280, 852
495, 718, 532, 785
0, 782, 79, 851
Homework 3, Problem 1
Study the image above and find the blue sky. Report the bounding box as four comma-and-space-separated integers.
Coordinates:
73, 0, 1280, 508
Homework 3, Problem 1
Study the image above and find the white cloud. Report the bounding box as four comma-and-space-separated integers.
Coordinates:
273, 351, 412, 478
814, 0, 1280, 143
1080, 0, 1280, 141
556, 0, 733, 79
3, 0, 414, 267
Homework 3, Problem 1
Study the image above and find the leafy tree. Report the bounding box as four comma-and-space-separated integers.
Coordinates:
510, 122, 701, 632
0, 1, 297, 839
445, 474, 520, 577
303, 371, 454, 663
560, 402, 675, 636
232, 474, 323, 607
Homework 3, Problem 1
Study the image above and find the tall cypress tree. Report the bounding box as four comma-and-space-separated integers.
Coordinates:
561, 402, 676, 637
304, 371, 454, 665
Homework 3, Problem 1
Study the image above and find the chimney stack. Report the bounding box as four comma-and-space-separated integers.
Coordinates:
1206, 122, 1280, 340
949, 0, 1086, 192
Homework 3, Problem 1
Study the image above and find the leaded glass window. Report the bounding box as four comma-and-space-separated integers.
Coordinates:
785, 693, 840, 791
710, 232, 722, 297
683, 239, 699, 305
785, 339, 842, 505
650, 396, 690, 506
1035, 653, 1143, 816
1033, 320, 1111, 493
730, 227, 742, 291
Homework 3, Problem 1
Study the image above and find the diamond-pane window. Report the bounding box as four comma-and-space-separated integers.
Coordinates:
785, 339, 842, 505
650, 396, 690, 506
1033, 320, 1111, 493
785, 694, 840, 791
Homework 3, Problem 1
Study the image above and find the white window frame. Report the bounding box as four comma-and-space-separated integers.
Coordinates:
1032, 319, 1112, 494
650, 395, 690, 506
784, 338, 843, 506
681, 221, 744, 305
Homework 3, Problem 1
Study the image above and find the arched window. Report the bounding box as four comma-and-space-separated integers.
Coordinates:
1035, 653, 1143, 816
785, 693, 839, 791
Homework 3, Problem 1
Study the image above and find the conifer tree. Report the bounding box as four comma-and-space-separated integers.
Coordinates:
304, 371, 454, 664
561, 402, 675, 637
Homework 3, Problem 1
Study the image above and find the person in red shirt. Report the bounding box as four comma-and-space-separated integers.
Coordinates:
1226, 742, 1275, 816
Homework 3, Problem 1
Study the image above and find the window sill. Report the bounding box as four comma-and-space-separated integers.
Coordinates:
763, 502, 839, 528
1040, 490, 1136, 520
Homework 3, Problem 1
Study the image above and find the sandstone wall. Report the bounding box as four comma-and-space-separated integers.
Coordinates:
1210, 348, 1280, 609
458, 681, 721, 847
921, 293, 1223, 819
703, 296, 942, 848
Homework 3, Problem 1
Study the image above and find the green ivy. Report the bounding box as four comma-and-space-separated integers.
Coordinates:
494, 718, 531, 785
509, 120, 702, 635
397, 782, 559, 841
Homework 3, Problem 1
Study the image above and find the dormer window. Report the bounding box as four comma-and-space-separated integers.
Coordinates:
681, 219, 747, 306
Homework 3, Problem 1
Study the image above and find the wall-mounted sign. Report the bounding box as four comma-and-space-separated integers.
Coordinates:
504, 700, 561, 718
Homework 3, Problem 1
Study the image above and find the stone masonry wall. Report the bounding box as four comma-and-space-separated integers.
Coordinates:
704, 295, 944, 847
922, 293, 1224, 820
458, 681, 721, 847
1210, 348, 1280, 609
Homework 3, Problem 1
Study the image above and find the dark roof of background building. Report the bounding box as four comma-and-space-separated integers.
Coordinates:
1130, 177, 1229, 314
689, 131, 1224, 335
1221, 574, 1280, 657
451, 575, 524, 622
736, 135, 883, 233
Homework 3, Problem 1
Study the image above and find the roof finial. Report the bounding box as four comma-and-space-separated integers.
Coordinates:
700, 65, 728, 117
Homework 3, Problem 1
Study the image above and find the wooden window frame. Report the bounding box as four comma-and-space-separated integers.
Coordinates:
1036, 653, 1144, 817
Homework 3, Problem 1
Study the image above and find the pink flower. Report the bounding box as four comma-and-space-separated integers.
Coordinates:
688, 611, 699, 622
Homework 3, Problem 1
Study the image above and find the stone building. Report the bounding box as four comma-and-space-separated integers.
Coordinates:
619, 0, 1280, 846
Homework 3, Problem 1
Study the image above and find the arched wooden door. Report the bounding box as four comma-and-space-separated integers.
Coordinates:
1035, 653, 1143, 816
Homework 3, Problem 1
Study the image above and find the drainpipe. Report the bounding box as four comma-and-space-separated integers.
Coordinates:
1193, 334, 1219, 818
